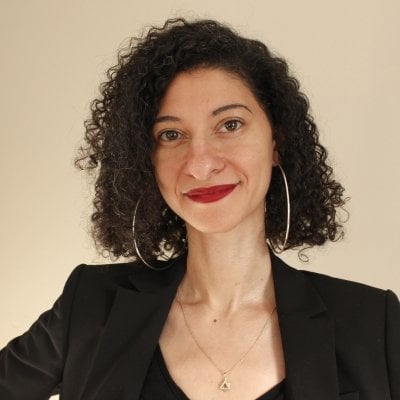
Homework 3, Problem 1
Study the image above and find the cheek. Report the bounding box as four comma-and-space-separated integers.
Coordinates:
240, 146, 274, 189
240, 142, 274, 170
152, 162, 166, 195
154, 168, 168, 193
153, 158, 178, 198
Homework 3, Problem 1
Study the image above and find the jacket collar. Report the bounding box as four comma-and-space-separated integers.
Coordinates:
81, 252, 339, 400
79, 256, 185, 400
127, 254, 186, 293
271, 251, 340, 399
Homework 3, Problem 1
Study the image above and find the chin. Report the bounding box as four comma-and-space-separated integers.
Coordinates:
171, 198, 265, 235
185, 211, 248, 235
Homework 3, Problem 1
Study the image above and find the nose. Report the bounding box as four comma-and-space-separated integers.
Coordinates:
183, 138, 225, 181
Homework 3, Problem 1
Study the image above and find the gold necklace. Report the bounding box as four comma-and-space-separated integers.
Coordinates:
176, 289, 276, 392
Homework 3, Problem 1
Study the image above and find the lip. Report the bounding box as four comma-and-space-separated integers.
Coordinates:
185, 184, 238, 203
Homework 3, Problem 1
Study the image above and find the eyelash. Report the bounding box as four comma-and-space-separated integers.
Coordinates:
156, 118, 244, 142
219, 119, 243, 133
158, 130, 182, 142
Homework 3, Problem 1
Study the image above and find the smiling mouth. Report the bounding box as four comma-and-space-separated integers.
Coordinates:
185, 184, 238, 203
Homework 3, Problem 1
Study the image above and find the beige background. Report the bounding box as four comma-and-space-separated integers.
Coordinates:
1, 0, 399, 356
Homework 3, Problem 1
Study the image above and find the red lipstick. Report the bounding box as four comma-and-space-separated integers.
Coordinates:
185, 184, 237, 203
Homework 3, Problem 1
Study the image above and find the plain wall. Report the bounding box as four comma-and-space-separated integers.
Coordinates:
1, 0, 399, 350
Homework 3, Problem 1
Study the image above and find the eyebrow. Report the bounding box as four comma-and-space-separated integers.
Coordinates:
212, 103, 252, 116
154, 115, 181, 124
153, 103, 252, 125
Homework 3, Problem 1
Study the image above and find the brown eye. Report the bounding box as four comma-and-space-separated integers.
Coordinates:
221, 119, 243, 132
159, 130, 181, 141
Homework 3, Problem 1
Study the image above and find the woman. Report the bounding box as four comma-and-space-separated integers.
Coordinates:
0, 18, 399, 400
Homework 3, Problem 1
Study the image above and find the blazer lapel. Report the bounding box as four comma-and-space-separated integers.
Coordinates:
80, 257, 186, 400
78, 252, 340, 400
271, 253, 340, 400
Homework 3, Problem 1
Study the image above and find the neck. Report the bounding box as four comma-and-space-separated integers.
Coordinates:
180, 221, 274, 313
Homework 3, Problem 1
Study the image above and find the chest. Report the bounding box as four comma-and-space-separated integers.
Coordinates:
158, 302, 285, 400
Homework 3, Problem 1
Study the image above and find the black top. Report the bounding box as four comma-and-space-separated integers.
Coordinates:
140, 345, 285, 399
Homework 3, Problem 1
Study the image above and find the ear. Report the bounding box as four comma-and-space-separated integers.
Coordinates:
272, 139, 280, 166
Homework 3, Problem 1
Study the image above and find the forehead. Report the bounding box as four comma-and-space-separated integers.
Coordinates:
157, 68, 260, 114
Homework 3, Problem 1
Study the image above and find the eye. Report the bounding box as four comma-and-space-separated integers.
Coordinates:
159, 130, 181, 141
220, 119, 243, 133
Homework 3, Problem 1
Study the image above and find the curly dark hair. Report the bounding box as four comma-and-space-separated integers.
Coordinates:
76, 18, 347, 261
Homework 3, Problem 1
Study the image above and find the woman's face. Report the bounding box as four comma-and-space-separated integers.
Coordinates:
152, 68, 278, 234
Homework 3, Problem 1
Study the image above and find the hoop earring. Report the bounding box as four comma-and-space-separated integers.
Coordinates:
132, 198, 178, 270
272, 164, 291, 253
132, 198, 154, 269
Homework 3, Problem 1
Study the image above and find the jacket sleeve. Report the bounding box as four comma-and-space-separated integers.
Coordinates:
0, 265, 83, 400
386, 289, 400, 399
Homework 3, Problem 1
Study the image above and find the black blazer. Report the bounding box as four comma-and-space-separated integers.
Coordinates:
0, 252, 399, 400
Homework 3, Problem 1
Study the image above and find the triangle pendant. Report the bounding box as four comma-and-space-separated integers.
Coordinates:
219, 374, 232, 391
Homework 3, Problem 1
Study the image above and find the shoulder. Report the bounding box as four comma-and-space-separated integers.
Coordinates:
298, 267, 400, 390
63, 257, 185, 297
71, 261, 140, 287
300, 269, 389, 308
59, 262, 140, 298
297, 268, 399, 330
272, 252, 399, 325
54, 262, 143, 320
